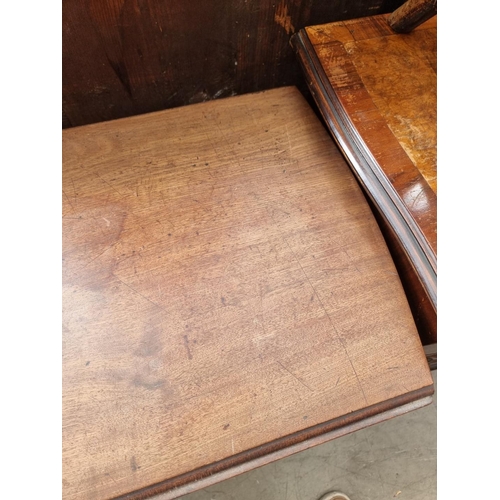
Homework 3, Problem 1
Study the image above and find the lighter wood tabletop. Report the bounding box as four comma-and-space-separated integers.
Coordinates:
62, 87, 433, 500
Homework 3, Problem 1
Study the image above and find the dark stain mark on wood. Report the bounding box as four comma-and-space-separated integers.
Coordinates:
135, 320, 163, 357
183, 334, 193, 360
130, 455, 140, 472
132, 374, 166, 390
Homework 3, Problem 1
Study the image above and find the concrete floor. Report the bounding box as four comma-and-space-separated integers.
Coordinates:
180, 371, 437, 500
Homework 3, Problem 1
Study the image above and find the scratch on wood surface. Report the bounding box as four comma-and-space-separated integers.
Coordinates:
81, 241, 118, 269
113, 275, 165, 312
96, 172, 125, 199
410, 187, 425, 208
284, 123, 293, 156
275, 359, 313, 392
166, 90, 179, 102
71, 178, 78, 204
274, 0, 295, 34
62, 189, 75, 211
343, 248, 361, 274
282, 236, 368, 405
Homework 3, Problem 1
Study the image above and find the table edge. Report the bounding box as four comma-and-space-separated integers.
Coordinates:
112, 385, 434, 500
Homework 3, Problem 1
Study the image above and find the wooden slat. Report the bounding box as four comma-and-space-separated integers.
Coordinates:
63, 86, 433, 500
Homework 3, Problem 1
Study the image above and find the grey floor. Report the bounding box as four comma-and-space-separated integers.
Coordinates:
180, 370, 437, 500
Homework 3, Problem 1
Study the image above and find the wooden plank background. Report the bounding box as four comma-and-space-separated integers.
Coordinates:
63, 0, 405, 128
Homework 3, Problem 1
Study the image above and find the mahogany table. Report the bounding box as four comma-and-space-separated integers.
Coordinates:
63, 86, 433, 500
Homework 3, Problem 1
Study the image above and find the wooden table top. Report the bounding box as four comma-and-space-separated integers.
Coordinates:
306, 16, 437, 194
63, 86, 433, 500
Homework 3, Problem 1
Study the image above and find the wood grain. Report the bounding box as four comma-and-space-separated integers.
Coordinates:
291, 15, 437, 343
62, 0, 408, 128
63, 87, 433, 500
343, 25, 437, 192
305, 15, 437, 200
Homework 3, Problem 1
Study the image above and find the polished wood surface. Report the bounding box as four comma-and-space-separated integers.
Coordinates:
62, 0, 408, 128
305, 15, 437, 215
291, 16, 437, 343
63, 87, 433, 500
341, 23, 437, 192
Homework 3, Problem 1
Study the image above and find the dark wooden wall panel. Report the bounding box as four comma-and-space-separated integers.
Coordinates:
62, 0, 404, 128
